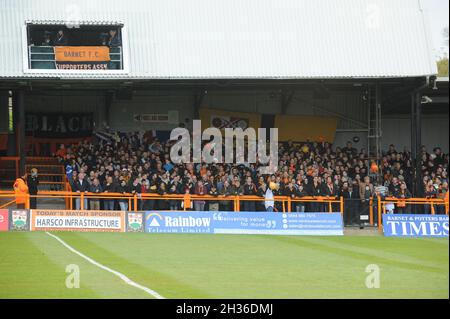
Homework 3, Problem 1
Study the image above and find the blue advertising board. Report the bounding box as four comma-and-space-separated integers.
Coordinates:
383, 214, 449, 237
144, 211, 343, 236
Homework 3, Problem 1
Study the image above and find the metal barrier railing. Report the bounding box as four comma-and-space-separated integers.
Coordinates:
29, 45, 123, 70
26, 163, 66, 191
2, 191, 447, 228
0, 156, 67, 190
0, 191, 343, 214
0, 157, 19, 187
377, 196, 449, 231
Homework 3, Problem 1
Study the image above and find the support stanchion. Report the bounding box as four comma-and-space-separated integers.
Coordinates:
26, 194, 30, 209
377, 196, 382, 232
80, 192, 84, 210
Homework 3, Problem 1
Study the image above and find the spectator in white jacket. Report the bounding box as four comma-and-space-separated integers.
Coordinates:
265, 182, 278, 212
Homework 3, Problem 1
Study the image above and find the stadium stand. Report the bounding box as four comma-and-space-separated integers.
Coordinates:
50, 130, 449, 222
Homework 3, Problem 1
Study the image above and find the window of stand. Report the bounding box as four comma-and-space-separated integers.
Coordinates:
27, 24, 124, 70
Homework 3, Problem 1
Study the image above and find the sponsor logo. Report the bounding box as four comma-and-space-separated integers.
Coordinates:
211, 116, 249, 130
31, 210, 125, 232
165, 216, 211, 227
145, 211, 343, 235
127, 213, 144, 232
10, 210, 28, 231
383, 214, 449, 237
146, 212, 211, 228
146, 213, 163, 227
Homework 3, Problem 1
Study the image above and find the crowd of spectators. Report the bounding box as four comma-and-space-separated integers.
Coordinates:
55, 130, 449, 223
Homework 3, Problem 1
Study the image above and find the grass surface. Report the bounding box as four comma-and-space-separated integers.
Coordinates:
0, 232, 448, 299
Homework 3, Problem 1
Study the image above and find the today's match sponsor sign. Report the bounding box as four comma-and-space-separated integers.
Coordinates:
30, 210, 125, 232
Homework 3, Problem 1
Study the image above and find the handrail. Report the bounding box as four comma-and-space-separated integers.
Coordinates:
377, 196, 449, 232
0, 199, 16, 209
0, 191, 340, 200
0, 157, 63, 180
3, 190, 445, 220
0, 156, 19, 160
0, 190, 343, 213
380, 197, 448, 215
29, 45, 123, 69
382, 197, 447, 203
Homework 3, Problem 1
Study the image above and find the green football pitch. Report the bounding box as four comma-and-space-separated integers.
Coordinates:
0, 232, 448, 299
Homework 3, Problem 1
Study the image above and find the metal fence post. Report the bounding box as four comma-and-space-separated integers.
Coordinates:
377, 195, 382, 232
25, 194, 30, 209
80, 192, 84, 210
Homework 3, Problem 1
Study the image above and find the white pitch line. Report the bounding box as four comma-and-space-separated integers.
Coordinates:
45, 232, 165, 299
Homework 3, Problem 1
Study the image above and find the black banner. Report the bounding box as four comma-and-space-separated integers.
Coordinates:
26, 113, 93, 138
55, 61, 108, 70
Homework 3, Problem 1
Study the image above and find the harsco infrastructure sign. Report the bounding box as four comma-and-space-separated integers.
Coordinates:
383, 214, 449, 237
30, 210, 125, 232
145, 212, 343, 236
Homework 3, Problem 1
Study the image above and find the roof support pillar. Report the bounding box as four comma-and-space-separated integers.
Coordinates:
15, 90, 26, 176
193, 91, 205, 120
410, 76, 434, 198
105, 91, 114, 128
413, 91, 423, 198
410, 92, 417, 197
280, 90, 295, 115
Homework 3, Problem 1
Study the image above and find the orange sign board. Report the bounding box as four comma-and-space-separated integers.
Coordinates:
30, 210, 125, 232
274, 115, 338, 142
54, 46, 110, 62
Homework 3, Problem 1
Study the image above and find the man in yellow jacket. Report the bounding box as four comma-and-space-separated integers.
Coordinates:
13, 173, 29, 209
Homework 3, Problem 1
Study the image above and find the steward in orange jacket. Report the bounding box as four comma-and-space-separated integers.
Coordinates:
13, 174, 29, 209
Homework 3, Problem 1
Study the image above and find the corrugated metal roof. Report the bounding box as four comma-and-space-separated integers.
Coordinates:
0, 0, 438, 80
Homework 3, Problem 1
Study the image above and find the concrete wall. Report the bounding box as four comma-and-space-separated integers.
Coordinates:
22, 88, 367, 133
333, 117, 449, 153
381, 116, 449, 153
200, 88, 367, 130
21, 89, 448, 153
24, 92, 106, 130
333, 130, 368, 151
108, 91, 193, 131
